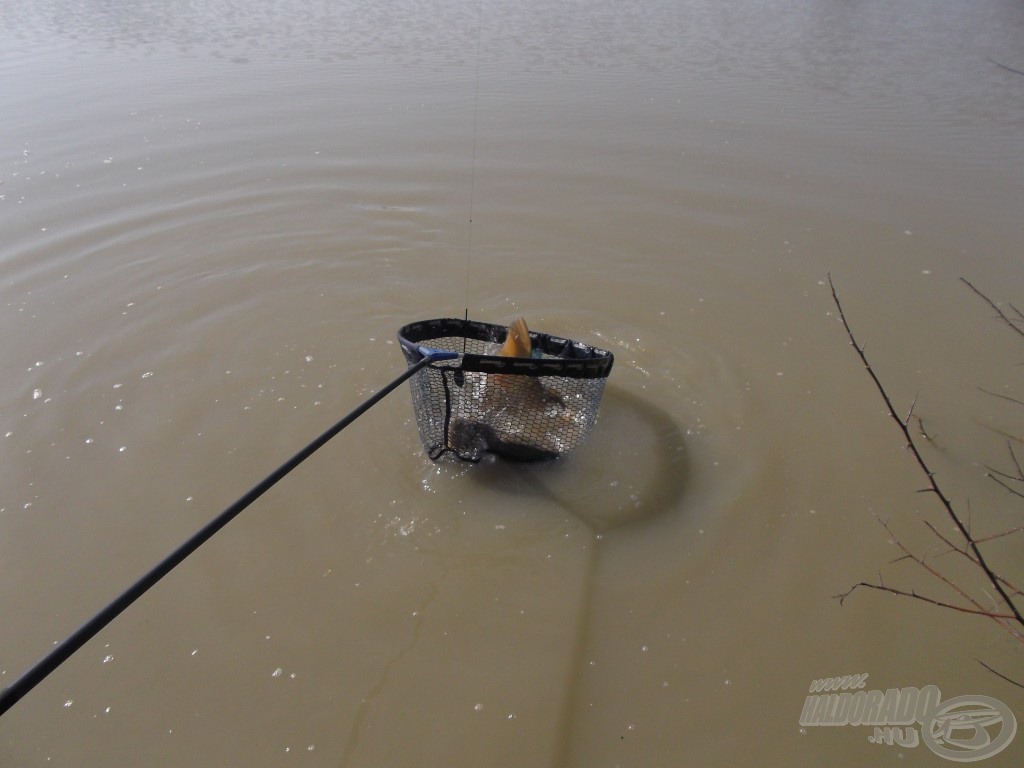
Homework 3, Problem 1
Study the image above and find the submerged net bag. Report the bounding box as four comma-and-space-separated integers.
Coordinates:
398, 318, 614, 462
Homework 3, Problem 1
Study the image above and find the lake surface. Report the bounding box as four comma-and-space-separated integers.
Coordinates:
2, 0, 1023, 765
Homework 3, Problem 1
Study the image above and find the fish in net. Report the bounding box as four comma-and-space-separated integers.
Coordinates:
398, 317, 614, 461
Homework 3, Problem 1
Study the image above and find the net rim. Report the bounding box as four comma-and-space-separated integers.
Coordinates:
397, 318, 614, 380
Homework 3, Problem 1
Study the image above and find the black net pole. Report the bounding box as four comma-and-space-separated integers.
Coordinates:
0, 353, 438, 718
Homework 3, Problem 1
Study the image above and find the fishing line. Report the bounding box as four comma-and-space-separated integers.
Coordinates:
462, 0, 485, 345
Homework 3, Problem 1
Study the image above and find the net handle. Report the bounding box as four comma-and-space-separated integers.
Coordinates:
0, 350, 451, 718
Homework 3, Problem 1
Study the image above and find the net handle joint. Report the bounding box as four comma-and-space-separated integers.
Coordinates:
419, 346, 460, 361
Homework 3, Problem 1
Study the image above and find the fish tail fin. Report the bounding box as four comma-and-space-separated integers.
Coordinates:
500, 317, 532, 358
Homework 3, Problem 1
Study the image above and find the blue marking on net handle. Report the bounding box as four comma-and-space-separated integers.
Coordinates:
418, 345, 459, 361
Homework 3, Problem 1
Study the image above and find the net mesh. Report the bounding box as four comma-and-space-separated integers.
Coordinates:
398, 318, 614, 462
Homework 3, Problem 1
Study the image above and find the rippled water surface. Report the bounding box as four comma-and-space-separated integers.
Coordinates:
2, 1, 1023, 765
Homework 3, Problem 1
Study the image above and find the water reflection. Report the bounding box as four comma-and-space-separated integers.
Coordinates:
468, 386, 688, 533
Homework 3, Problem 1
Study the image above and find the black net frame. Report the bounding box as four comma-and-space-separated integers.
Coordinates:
398, 318, 614, 462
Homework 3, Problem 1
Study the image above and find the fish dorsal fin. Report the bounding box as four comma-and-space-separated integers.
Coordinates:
499, 317, 532, 358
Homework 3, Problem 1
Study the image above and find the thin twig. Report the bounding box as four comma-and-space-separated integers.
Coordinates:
979, 423, 1024, 445
979, 387, 1024, 408
924, 520, 968, 557
962, 277, 1024, 338
988, 473, 1024, 501
905, 392, 919, 427
916, 416, 934, 442
986, 467, 1020, 481
977, 659, 1024, 690
835, 582, 1018, 619
878, 518, 996, 618
974, 525, 1024, 545
988, 58, 1024, 77
987, 444, 1024, 481
1008, 442, 1024, 479
924, 520, 1024, 597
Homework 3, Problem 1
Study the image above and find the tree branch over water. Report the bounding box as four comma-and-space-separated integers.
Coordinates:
828, 275, 1024, 649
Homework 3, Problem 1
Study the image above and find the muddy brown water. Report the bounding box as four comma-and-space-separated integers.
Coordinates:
2, 1, 1023, 765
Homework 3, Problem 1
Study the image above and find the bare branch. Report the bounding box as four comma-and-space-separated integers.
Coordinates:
830, 275, 1024, 628
835, 582, 1018, 619
877, 518, 997, 615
